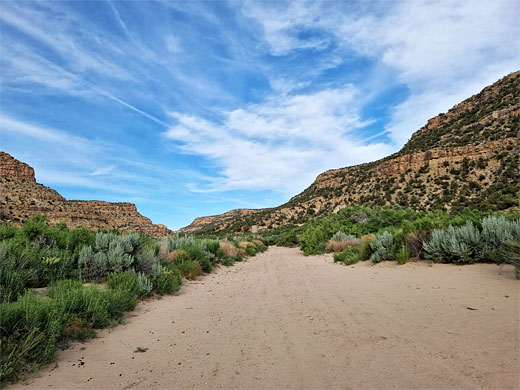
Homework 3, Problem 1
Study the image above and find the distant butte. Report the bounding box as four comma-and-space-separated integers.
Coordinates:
0, 152, 172, 237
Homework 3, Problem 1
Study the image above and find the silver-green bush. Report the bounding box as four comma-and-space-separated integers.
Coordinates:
150, 262, 163, 279
167, 234, 196, 251
423, 222, 480, 263
331, 231, 358, 242
136, 272, 153, 297
370, 231, 394, 263
107, 243, 133, 273
423, 217, 520, 264
481, 216, 520, 262
79, 232, 138, 281
134, 249, 158, 274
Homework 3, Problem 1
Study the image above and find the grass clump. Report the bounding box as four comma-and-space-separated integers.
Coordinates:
333, 246, 361, 265
154, 265, 181, 295
107, 271, 153, 298
219, 241, 238, 256
0, 280, 140, 384
395, 245, 411, 264
176, 260, 201, 280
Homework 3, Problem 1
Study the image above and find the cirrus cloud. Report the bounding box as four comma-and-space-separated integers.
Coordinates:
164, 86, 393, 194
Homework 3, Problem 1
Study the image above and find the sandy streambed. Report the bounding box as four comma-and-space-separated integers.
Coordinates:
12, 247, 519, 389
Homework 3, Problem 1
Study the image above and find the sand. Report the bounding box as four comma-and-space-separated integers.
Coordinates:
11, 247, 519, 390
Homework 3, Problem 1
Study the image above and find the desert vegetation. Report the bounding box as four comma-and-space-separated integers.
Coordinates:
256, 206, 520, 274
0, 215, 267, 384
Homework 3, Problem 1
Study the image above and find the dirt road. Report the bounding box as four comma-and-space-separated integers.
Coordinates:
12, 247, 519, 389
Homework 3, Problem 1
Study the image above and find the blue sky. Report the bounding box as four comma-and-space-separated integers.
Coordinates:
1, 0, 518, 229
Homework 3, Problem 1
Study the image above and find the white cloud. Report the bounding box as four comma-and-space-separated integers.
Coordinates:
0, 114, 189, 197
241, 0, 520, 145
269, 78, 310, 94
165, 35, 183, 54
90, 166, 116, 176
163, 0, 519, 196
1, 38, 168, 127
164, 87, 392, 194
240, 0, 332, 55
0, 114, 97, 156
0, 2, 133, 80
340, 1, 520, 144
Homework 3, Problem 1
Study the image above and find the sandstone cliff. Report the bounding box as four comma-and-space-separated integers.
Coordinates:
0, 152, 172, 237
181, 71, 520, 234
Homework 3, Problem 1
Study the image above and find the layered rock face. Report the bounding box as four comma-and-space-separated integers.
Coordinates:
181, 71, 520, 234
182, 209, 264, 234
0, 152, 171, 237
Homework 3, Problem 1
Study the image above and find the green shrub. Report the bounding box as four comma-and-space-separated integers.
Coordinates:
370, 231, 394, 263
184, 244, 205, 260
298, 225, 331, 255
204, 240, 221, 254
182, 244, 212, 273
333, 247, 361, 265
48, 281, 111, 328
198, 256, 212, 273
176, 260, 201, 280
0, 223, 19, 240
506, 241, 520, 279
104, 288, 137, 321
61, 317, 96, 341
107, 272, 151, 298
330, 231, 352, 241
136, 272, 153, 297
268, 228, 299, 247
106, 271, 152, 298
481, 216, 520, 262
253, 241, 267, 252
395, 245, 411, 264
154, 268, 181, 295
245, 247, 256, 256
134, 249, 159, 275
107, 272, 140, 296
358, 236, 373, 260
79, 232, 144, 281
5, 283, 115, 375
423, 216, 520, 264
221, 256, 235, 266
0, 269, 25, 303
0, 293, 50, 382
21, 215, 47, 241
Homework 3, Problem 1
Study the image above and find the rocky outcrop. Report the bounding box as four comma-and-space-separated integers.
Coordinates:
180, 71, 520, 234
0, 152, 36, 182
0, 152, 172, 237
